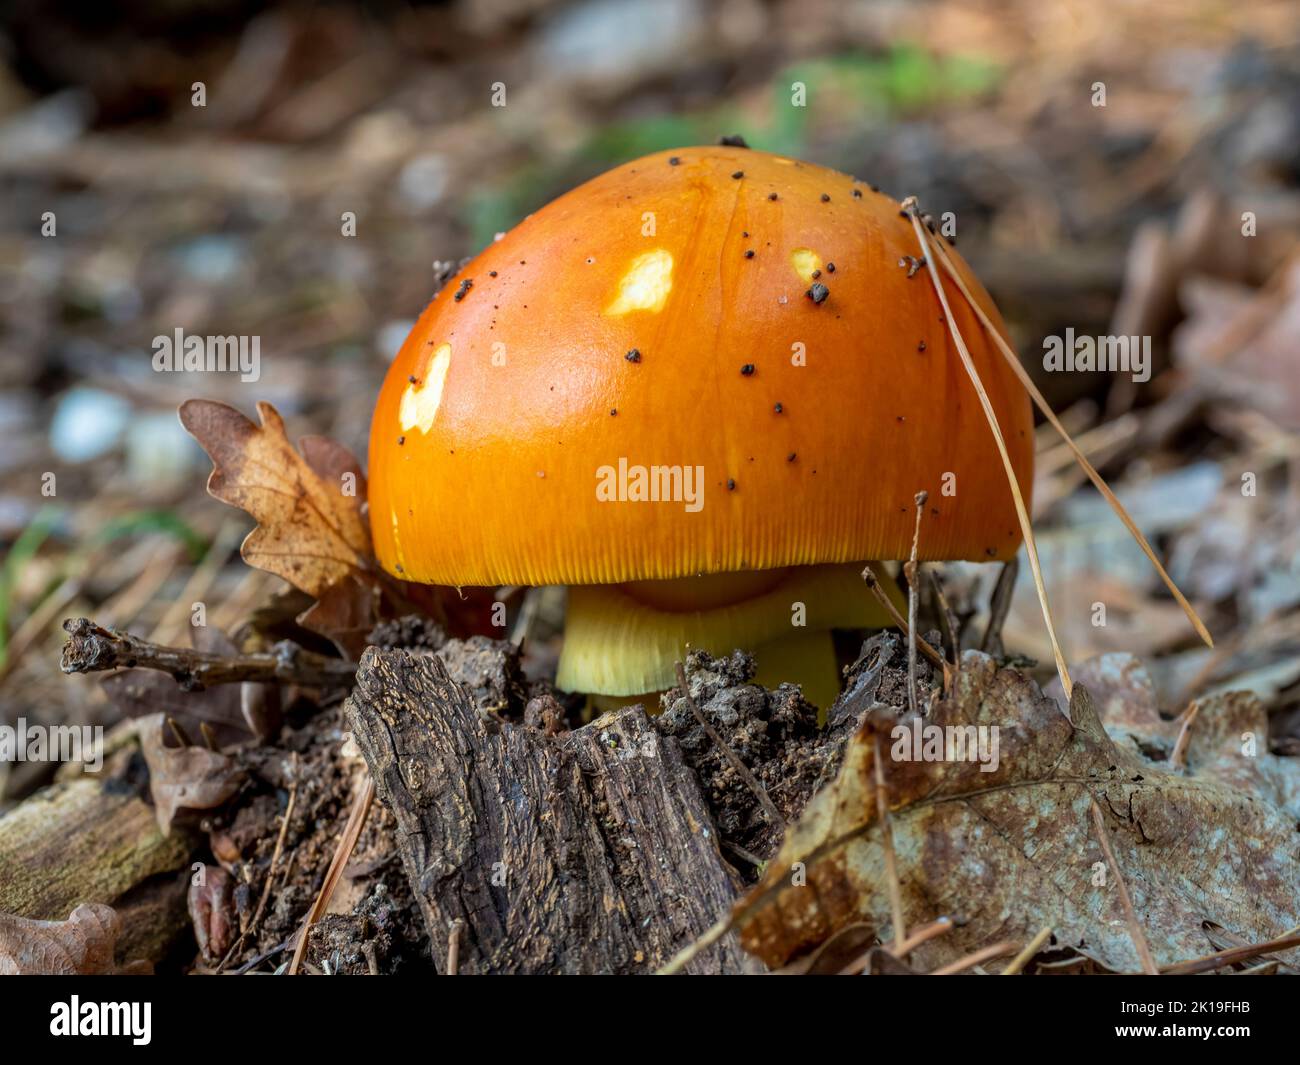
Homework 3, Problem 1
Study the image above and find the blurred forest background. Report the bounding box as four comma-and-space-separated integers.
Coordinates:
2, 0, 1299, 806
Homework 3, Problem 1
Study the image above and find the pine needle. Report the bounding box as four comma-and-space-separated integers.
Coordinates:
288, 771, 375, 975
926, 235, 1213, 649
1089, 796, 1160, 974
902, 199, 1073, 699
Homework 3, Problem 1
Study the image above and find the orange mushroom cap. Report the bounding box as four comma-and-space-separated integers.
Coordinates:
368, 145, 1032, 588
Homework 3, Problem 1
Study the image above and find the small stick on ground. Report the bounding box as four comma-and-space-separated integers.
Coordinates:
674, 661, 784, 833
981, 557, 1018, 655
861, 568, 950, 678
60, 617, 358, 690
1169, 702, 1199, 769
1161, 932, 1300, 975
218, 774, 299, 974
872, 734, 907, 949
904, 491, 927, 717
931, 939, 1019, 975
928, 570, 960, 694
165, 716, 192, 748
657, 913, 735, 975
1089, 796, 1159, 974
447, 918, 465, 975
839, 916, 953, 974
1001, 925, 1054, 975
288, 772, 376, 975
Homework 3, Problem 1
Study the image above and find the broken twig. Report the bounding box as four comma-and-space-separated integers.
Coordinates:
60, 617, 357, 690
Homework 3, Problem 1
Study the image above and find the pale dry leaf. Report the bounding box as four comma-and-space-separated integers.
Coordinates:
736, 652, 1300, 974
0, 902, 129, 975
178, 399, 371, 597
1174, 258, 1300, 430
138, 713, 246, 833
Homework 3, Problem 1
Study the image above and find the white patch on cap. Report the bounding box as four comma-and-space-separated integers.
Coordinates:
390, 507, 407, 573
605, 249, 673, 315
790, 248, 822, 285
399, 342, 452, 434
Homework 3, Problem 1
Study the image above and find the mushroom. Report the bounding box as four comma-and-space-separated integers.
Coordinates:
368, 146, 1032, 709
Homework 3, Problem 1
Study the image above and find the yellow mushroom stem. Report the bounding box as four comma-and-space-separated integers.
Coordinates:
557, 562, 905, 711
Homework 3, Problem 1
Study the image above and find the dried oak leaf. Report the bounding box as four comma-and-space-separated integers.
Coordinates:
178, 400, 371, 598
138, 713, 246, 833
736, 652, 1300, 974
0, 903, 145, 975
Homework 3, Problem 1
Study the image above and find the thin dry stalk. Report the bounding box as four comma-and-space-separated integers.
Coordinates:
903, 198, 1073, 698
927, 236, 1212, 650
931, 939, 1018, 975
861, 567, 950, 678
838, 916, 954, 975
288, 772, 376, 975
872, 734, 907, 948
656, 913, 735, 975
1161, 932, 1300, 975
889, 916, 954, 959
1089, 797, 1159, 974
905, 491, 927, 716
447, 918, 465, 975
1169, 702, 1199, 769
980, 557, 1018, 654
1001, 925, 1054, 975
928, 570, 960, 694
218, 776, 299, 974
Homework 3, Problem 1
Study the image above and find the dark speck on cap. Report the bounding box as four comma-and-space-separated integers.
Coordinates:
740, 363, 755, 376
625, 348, 642, 363
669, 156, 681, 166
806, 283, 829, 304
732, 170, 744, 179
719, 134, 749, 148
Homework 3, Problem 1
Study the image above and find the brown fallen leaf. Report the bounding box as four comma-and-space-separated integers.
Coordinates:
735, 652, 1300, 974
297, 573, 381, 660
188, 864, 236, 963
138, 713, 246, 833
178, 400, 372, 598
0, 902, 147, 975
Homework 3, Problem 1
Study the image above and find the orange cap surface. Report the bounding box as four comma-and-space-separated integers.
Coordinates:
368, 146, 1033, 587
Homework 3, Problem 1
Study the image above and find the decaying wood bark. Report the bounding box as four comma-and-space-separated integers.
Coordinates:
0, 774, 197, 964
346, 647, 758, 974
